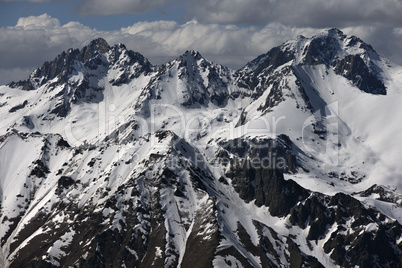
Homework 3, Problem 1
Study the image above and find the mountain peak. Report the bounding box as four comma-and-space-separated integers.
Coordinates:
324, 27, 346, 39
87, 37, 110, 54
180, 50, 203, 62
239, 28, 386, 95
79, 38, 110, 62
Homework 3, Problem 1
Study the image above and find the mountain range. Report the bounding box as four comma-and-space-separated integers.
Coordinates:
0, 28, 402, 267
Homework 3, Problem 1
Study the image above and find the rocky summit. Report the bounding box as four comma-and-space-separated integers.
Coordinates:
1, 29, 402, 267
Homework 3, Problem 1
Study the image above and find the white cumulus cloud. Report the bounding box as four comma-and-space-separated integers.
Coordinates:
0, 14, 99, 69
15, 13, 61, 28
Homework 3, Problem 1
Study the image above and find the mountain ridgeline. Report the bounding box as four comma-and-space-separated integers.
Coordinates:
0, 29, 401, 268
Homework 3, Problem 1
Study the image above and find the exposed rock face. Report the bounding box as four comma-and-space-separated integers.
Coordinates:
107, 43, 153, 86
217, 135, 304, 215
301, 28, 345, 66
238, 46, 295, 96
334, 54, 386, 94
9, 100, 28, 113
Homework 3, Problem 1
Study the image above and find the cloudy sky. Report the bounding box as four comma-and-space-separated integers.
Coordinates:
1, 0, 402, 85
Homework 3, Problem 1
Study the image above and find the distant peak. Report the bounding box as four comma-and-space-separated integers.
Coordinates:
182, 50, 203, 60
79, 38, 110, 62
308, 28, 345, 42
330, 29, 348, 41
87, 38, 110, 54
114, 43, 127, 49
327, 28, 344, 37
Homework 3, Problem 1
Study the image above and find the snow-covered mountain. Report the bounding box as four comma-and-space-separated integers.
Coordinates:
1, 29, 402, 267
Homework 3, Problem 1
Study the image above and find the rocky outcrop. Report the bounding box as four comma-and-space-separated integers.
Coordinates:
334, 54, 386, 94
